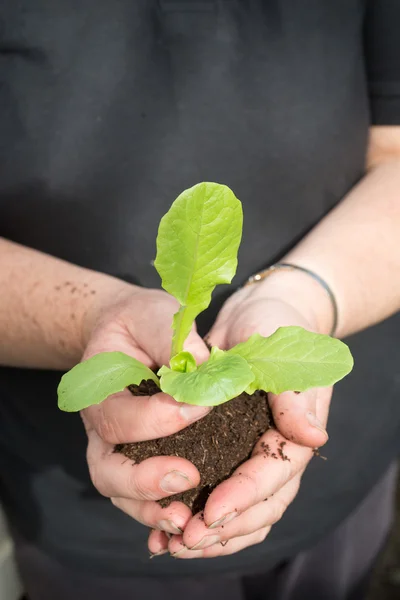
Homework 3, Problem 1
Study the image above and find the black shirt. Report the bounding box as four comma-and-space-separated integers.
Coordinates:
1, 0, 400, 577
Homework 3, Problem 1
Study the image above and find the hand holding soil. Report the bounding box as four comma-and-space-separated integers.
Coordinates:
163, 289, 332, 558
81, 288, 213, 536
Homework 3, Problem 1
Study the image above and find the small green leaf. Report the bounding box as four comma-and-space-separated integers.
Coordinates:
159, 347, 254, 406
154, 182, 243, 356
170, 351, 197, 373
228, 327, 354, 395
57, 352, 159, 412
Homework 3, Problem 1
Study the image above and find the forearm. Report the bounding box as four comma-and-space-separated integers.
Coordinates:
257, 159, 400, 338
0, 238, 130, 369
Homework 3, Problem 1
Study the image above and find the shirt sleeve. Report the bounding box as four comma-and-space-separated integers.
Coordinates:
364, 0, 400, 125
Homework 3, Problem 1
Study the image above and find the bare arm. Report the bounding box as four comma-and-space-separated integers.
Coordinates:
254, 126, 400, 337
0, 239, 130, 369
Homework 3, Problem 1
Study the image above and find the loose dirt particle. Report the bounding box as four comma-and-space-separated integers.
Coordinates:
278, 441, 290, 461
313, 447, 327, 460
260, 441, 271, 457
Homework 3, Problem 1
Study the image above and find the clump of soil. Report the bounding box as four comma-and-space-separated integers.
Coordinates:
115, 381, 273, 513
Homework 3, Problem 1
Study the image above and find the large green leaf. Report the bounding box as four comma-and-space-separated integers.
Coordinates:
159, 347, 254, 406
154, 182, 243, 356
58, 352, 159, 412
228, 327, 354, 394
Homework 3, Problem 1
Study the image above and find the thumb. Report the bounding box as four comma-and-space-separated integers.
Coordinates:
204, 312, 232, 351
183, 327, 210, 365
269, 387, 331, 448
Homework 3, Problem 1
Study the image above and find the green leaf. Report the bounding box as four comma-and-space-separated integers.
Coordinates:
154, 182, 243, 356
57, 352, 159, 412
158, 347, 254, 406
170, 351, 197, 373
228, 327, 354, 395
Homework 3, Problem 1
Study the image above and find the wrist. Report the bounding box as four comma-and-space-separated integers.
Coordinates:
77, 273, 136, 354
248, 268, 335, 335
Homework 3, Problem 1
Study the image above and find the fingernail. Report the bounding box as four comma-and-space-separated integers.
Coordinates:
157, 519, 183, 535
190, 534, 220, 550
160, 470, 193, 493
180, 404, 210, 423
149, 549, 168, 559
306, 412, 329, 438
208, 511, 238, 529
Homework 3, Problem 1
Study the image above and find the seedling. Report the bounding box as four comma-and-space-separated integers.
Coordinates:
58, 183, 353, 412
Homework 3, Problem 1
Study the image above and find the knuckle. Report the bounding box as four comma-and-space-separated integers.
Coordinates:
150, 414, 175, 439
126, 469, 154, 501
289, 456, 309, 481
96, 406, 126, 444
235, 473, 259, 504
273, 456, 294, 488
235, 323, 257, 343
281, 456, 294, 480
269, 498, 287, 525
255, 528, 269, 544
110, 497, 121, 508
88, 463, 108, 497
148, 397, 182, 437
135, 409, 165, 441
97, 420, 117, 444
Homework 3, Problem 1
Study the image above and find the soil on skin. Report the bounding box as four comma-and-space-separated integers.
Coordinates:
115, 381, 273, 513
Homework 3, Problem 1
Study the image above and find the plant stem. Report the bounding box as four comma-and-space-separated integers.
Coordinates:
171, 305, 193, 358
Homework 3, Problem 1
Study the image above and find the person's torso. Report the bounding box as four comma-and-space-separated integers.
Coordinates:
1, 0, 399, 577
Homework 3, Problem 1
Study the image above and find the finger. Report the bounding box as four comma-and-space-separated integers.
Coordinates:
205, 288, 255, 349
86, 428, 200, 500
84, 289, 209, 375
203, 430, 312, 526
111, 498, 193, 534
182, 475, 301, 549
183, 328, 211, 365
269, 387, 331, 447
82, 388, 210, 444
148, 529, 170, 557
121, 292, 210, 367
169, 528, 270, 559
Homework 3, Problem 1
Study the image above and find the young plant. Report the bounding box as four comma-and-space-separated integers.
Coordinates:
58, 182, 353, 412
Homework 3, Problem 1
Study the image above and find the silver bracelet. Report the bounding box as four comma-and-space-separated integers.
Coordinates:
244, 262, 338, 337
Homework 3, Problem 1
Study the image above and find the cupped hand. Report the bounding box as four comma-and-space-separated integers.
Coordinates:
80, 286, 211, 536
157, 283, 332, 558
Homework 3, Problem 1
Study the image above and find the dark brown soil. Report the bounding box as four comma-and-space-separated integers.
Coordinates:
115, 381, 273, 513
